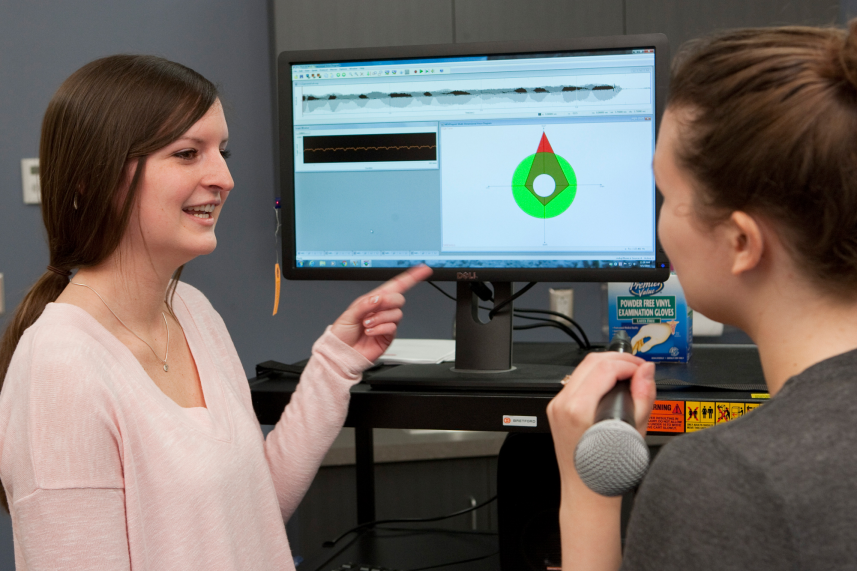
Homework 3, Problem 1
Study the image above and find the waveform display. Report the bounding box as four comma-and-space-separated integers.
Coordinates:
301, 83, 635, 114
303, 132, 437, 163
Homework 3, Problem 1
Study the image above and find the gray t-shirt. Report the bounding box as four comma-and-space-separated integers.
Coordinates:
621, 348, 857, 570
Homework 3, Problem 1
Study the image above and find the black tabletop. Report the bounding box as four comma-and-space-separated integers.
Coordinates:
250, 342, 766, 432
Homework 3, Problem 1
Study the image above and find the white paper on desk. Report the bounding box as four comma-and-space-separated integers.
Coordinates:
693, 311, 725, 336
378, 339, 456, 365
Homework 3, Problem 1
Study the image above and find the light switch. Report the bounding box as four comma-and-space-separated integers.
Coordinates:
21, 158, 40, 204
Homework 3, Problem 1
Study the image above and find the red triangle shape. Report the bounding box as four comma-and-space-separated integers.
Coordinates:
536, 132, 554, 154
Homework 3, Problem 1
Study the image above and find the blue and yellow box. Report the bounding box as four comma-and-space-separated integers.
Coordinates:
608, 274, 692, 363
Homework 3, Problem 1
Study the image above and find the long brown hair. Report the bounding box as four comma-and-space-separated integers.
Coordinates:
668, 20, 857, 297
0, 55, 218, 510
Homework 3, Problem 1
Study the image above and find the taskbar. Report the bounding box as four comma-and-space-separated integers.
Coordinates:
296, 259, 658, 269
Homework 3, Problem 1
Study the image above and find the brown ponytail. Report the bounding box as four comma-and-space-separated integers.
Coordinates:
0, 55, 218, 511
667, 20, 857, 298
0, 272, 68, 376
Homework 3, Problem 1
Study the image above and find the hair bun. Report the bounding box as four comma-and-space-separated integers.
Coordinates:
837, 19, 857, 90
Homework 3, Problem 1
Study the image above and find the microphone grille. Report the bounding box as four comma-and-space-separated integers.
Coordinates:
574, 419, 650, 497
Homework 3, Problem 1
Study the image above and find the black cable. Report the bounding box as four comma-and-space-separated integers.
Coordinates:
323, 495, 498, 548
514, 321, 587, 346
433, 280, 537, 319
428, 281, 494, 312
408, 550, 500, 571
427, 281, 593, 347
514, 308, 591, 348
514, 322, 564, 332
426, 281, 457, 302
512, 313, 585, 348
428, 280, 493, 304
468, 282, 494, 302
311, 529, 367, 571
512, 310, 592, 350
487, 282, 537, 319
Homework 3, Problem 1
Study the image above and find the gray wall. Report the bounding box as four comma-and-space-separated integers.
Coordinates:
847, 0, 857, 19
0, 0, 847, 568
274, 0, 840, 54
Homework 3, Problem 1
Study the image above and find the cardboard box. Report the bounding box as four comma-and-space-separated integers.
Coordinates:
608, 274, 691, 363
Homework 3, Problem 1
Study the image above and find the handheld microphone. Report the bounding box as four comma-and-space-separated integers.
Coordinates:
573, 330, 650, 497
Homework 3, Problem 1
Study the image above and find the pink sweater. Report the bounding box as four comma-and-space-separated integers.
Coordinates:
0, 283, 371, 570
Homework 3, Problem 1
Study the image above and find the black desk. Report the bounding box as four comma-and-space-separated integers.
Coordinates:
250, 342, 767, 530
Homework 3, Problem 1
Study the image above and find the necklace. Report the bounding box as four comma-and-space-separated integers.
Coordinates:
70, 282, 170, 372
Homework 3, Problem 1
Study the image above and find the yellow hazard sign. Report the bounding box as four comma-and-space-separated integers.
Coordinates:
745, 403, 761, 414
715, 402, 745, 424
685, 401, 716, 433
647, 400, 685, 433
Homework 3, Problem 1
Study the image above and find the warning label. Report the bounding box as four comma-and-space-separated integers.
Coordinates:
715, 402, 745, 424
685, 401, 715, 433
643, 400, 765, 434
647, 400, 685, 433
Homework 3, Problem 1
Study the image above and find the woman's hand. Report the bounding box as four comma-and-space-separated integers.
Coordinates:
546, 352, 656, 571
330, 265, 433, 363
548, 352, 656, 475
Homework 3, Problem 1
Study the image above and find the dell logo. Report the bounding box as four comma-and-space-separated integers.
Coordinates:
457, 272, 477, 280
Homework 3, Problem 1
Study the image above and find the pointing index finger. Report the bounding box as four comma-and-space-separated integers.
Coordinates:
373, 264, 433, 296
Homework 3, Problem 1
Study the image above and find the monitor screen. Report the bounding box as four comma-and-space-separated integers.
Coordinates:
278, 35, 670, 282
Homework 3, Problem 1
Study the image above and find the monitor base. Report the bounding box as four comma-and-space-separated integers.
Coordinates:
366, 362, 574, 392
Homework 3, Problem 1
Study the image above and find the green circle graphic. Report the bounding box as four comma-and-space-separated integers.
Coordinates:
511, 153, 577, 219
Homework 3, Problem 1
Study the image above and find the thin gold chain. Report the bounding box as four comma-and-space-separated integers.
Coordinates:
70, 282, 170, 372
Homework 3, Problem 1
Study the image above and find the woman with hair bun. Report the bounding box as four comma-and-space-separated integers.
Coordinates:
0, 55, 430, 570
548, 21, 857, 569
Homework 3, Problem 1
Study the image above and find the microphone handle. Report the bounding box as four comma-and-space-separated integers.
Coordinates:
573, 330, 649, 497
594, 381, 635, 425
595, 330, 636, 426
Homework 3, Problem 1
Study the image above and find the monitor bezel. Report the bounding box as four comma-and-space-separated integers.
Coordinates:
277, 33, 670, 282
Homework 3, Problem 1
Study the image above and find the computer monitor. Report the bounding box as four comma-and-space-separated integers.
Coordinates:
278, 34, 670, 378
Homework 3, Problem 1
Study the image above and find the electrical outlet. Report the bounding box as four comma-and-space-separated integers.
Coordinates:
0, 273, 5, 315
549, 288, 573, 321
21, 158, 40, 204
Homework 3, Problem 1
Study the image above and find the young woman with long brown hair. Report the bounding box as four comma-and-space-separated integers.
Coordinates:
0, 55, 430, 570
549, 21, 857, 569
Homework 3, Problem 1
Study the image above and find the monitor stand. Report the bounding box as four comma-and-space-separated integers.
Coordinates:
367, 282, 579, 391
